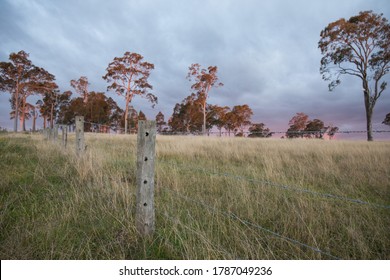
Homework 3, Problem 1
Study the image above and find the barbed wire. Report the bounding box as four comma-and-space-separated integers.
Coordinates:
160, 210, 240, 259
44, 123, 389, 209
63, 118, 390, 136
40, 120, 385, 258
249, 130, 390, 134
159, 129, 390, 136
157, 159, 390, 209
82, 121, 114, 129
51, 121, 124, 133
161, 187, 340, 260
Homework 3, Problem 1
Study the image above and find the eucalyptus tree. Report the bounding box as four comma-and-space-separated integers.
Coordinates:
103, 52, 156, 134
187, 63, 223, 135
319, 11, 390, 141
0, 50, 57, 131
286, 112, 309, 138
155, 111, 166, 133
248, 123, 272, 138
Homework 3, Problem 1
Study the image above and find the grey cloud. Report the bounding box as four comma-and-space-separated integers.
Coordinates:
0, 0, 389, 138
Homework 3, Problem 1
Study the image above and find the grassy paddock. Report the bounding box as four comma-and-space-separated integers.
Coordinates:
0, 133, 389, 259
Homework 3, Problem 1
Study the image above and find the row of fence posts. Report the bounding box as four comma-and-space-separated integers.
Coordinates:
43, 124, 68, 148
43, 116, 157, 237
43, 116, 85, 154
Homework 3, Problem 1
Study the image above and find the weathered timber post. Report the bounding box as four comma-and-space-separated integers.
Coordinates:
136, 120, 157, 236
44, 128, 49, 140
61, 125, 68, 148
75, 116, 85, 155
48, 128, 53, 140
53, 124, 59, 142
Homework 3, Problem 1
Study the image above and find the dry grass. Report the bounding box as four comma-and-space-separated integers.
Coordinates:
0, 133, 389, 259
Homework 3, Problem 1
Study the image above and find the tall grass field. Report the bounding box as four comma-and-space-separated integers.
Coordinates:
0, 133, 389, 259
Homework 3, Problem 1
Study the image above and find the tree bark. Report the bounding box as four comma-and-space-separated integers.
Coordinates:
21, 98, 26, 131
32, 110, 36, 132
363, 90, 374, 141
50, 102, 54, 129
366, 110, 373, 141
202, 86, 211, 136
203, 103, 206, 136
22, 113, 26, 131
124, 95, 130, 134
13, 83, 19, 132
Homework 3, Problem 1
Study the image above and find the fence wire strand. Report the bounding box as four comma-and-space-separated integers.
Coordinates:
161, 187, 340, 260
157, 159, 390, 210
55, 121, 390, 137
160, 130, 390, 136
41, 119, 388, 259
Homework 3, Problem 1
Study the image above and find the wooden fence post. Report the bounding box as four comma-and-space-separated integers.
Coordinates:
44, 128, 49, 140
61, 125, 68, 148
75, 116, 85, 155
49, 128, 53, 140
53, 124, 59, 142
136, 120, 157, 236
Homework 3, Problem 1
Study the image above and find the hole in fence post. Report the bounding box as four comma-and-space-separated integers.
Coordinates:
144, 157, 148, 161
145, 132, 149, 137
143, 180, 148, 184
144, 203, 147, 207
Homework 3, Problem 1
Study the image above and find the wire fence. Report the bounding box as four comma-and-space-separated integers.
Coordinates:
160, 129, 390, 136
82, 121, 122, 133
161, 187, 340, 259
157, 159, 390, 209
156, 156, 389, 259
48, 119, 390, 138
41, 118, 389, 259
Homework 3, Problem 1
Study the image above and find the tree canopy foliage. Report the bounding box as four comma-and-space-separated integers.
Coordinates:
383, 113, 390, 126
58, 91, 123, 132
155, 111, 166, 133
0, 50, 57, 131
166, 92, 256, 136
286, 113, 329, 139
168, 93, 203, 134
248, 123, 272, 138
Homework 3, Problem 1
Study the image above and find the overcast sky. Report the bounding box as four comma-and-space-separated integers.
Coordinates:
1, 0, 389, 138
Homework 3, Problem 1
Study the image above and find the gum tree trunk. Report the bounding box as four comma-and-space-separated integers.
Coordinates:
363, 89, 374, 142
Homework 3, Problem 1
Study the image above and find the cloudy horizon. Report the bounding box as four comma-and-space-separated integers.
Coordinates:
1, 0, 389, 139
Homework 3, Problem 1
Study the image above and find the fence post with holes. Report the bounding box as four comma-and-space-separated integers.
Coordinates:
135, 120, 156, 236
75, 116, 85, 155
